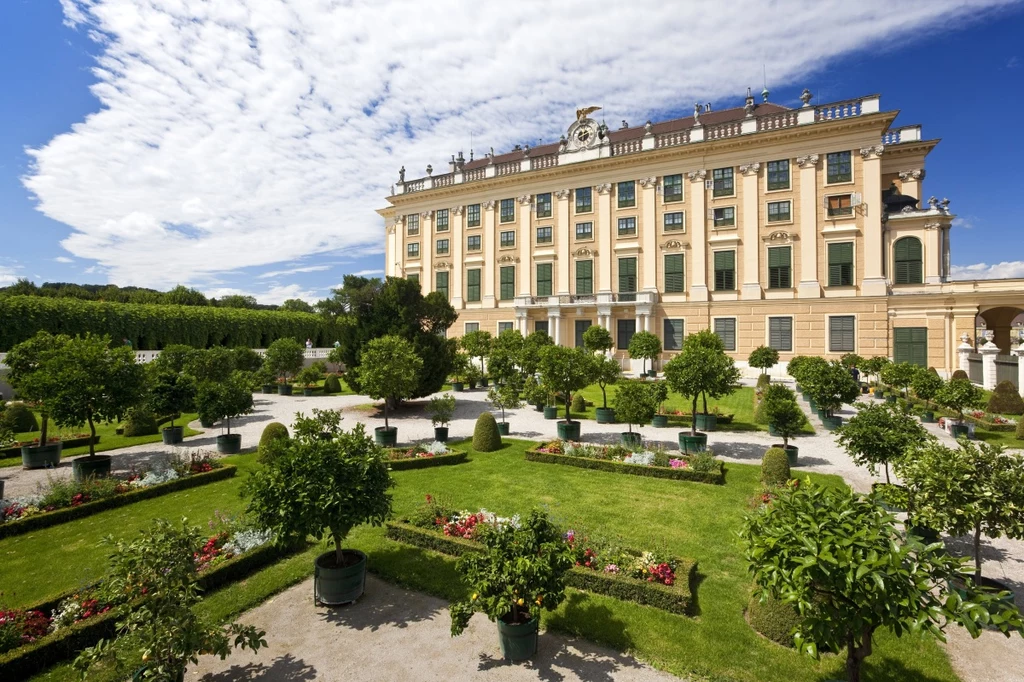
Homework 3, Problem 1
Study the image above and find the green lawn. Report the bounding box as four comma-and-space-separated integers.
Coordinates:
1, 413, 202, 468
12, 439, 959, 682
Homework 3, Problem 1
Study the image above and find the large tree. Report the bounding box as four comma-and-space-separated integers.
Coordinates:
3, 331, 71, 445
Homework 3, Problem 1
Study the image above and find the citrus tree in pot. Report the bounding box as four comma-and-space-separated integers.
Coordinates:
244, 423, 394, 606
802, 360, 859, 430
835, 402, 932, 486
613, 379, 656, 447
264, 337, 305, 396
295, 362, 326, 396
664, 329, 739, 452
880, 360, 917, 403
148, 366, 196, 445
448, 351, 470, 392
761, 384, 807, 465
488, 380, 522, 436
935, 377, 985, 439
538, 345, 597, 441
357, 335, 422, 447
196, 371, 255, 454
747, 345, 779, 377
911, 366, 944, 422
449, 509, 574, 661
862, 356, 890, 397
628, 330, 661, 377
460, 329, 493, 386
427, 393, 456, 442
4, 331, 71, 469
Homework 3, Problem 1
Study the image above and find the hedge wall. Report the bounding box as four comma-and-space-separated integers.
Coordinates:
387, 451, 469, 471
384, 522, 696, 615
0, 466, 236, 540
524, 450, 725, 485
0, 296, 340, 351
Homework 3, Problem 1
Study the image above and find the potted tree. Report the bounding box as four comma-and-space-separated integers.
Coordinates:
840, 353, 867, 392
148, 367, 196, 445
449, 352, 470, 392
650, 380, 669, 428
748, 345, 779, 377
465, 362, 481, 390
461, 330, 493, 387
835, 402, 932, 486
614, 379, 656, 447
583, 324, 613, 357
523, 376, 546, 412
664, 330, 739, 452
264, 337, 305, 396
935, 377, 985, 439
4, 331, 71, 469
427, 393, 456, 442
880, 361, 917, 404
256, 365, 277, 394
762, 384, 806, 465
488, 380, 522, 436
357, 335, 423, 446
592, 355, 621, 424
196, 371, 255, 454
862, 356, 890, 398
803, 360, 859, 430
628, 330, 661, 378
244, 423, 394, 606
295, 362, 325, 396
538, 346, 597, 441
911, 366, 944, 423
449, 510, 575, 661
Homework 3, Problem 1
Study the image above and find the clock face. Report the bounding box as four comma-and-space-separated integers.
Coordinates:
575, 127, 591, 144
568, 120, 598, 150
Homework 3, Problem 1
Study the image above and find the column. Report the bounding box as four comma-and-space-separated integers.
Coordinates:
796, 154, 820, 298
518, 195, 533, 295
482, 200, 496, 306
860, 145, 887, 296
393, 217, 405, 277
898, 168, 924, 203
687, 170, 708, 301
924, 222, 942, 285
386, 223, 398, 277
640, 177, 658, 291
979, 341, 999, 390
555, 189, 571, 294
740, 163, 762, 299
1012, 346, 1024, 398
597, 184, 613, 293
451, 206, 465, 308
549, 311, 562, 345
517, 310, 528, 335
420, 211, 433, 292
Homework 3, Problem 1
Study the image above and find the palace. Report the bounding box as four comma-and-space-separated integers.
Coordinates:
380, 89, 1024, 380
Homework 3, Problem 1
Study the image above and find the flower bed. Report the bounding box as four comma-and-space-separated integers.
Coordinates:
386, 442, 469, 471
526, 441, 724, 485
0, 456, 234, 540
964, 411, 1018, 432
0, 435, 100, 459
384, 496, 697, 615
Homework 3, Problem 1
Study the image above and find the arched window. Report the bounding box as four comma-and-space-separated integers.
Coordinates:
894, 237, 923, 285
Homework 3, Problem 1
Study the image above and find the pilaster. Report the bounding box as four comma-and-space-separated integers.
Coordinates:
924, 221, 942, 285
555, 189, 571, 294
421, 211, 433, 293
640, 177, 658, 291
386, 220, 399, 277
597, 183, 613, 293
482, 200, 496, 307
860, 146, 887, 296
897, 168, 924, 203
796, 154, 820, 298
687, 170, 708, 301
451, 206, 464, 308
518, 195, 533, 295
739, 163, 762, 300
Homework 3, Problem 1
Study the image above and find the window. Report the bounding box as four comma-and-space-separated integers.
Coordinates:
664, 254, 684, 293
617, 319, 636, 350
464, 322, 479, 334
406, 214, 420, 236
435, 209, 449, 231
713, 207, 735, 227
574, 320, 592, 348
467, 235, 481, 251
575, 222, 593, 240
576, 260, 593, 295
767, 200, 791, 222
536, 193, 552, 218
827, 242, 854, 287
466, 268, 481, 302
617, 217, 637, 236
664, 211, 685, 231
467, 203, 481, 227
498, 321, 514, 334
575, 187, 593, 213
500, 230, 516, 248
500, 198, 515, 223
664, 319, 684, 351
714, 318, 736, 351
894, 237, 923, 285
767, 246, 792, 289
536, 226, 552, 244
767, 160, 790, 191
436, 238, 449, 255
536, 263, 553, 297
435, 271, 449, 300
407, 242, 420, 258
829, 316, 855, 353
663, 174, 683, 202
893, 327, 927, 367
714, 250, 736, 291
407, 273, 420, 289
768, 317, 793, 352
712, 167, 734, 197
827, 194, 853, 218
499, 266, 515, 300
618, 181, 636, 208
535, 320, 549, 335
618, 257, 637, 301
826, 151, 852, 184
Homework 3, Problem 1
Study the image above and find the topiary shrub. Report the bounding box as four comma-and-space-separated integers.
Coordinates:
258, 422, 290, 463
1, 402, 38, 433
761, 447, 791, 485
323, 375, 342, 395
753, 395, 769, 425
748, 593, 802, 647
472, 412, 502, 452
122, 409, 159, 437
951, 369, 969, 381
756, 374, 771, 390
987, 380, 1024, 416
571, 393, 587, 414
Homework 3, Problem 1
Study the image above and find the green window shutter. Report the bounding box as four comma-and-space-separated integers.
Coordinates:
828, 242, 854, 287
829, 316, 855, 352
664, 254, 684, 293
768, 247, 791, 289
435, 271, 449, 300
894, 327, 928, 367
894, 238, 923, 285
768, 317, 793, 351
714, 318, 736, 351
466, 269, 481, 302
714, 251, 735, 291
536, 263, 552, 297
499, 266, 515, 300
574, 320, 591, 348
618, 257, 637, 293
663, 319, 684, 350
576, 260, 593, 295
617, 319, 636, 350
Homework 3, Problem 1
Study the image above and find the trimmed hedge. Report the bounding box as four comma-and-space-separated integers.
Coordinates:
387, 450, 469, 471
747, 593, 801, 646
384, 522, 696, 615
761, 448, 791, 485
472, 413, 502, 452
0, 465, 236, 540
524, 449, 724, 485
2, 403, 38, 433
0, 539, 303, 680
963, 414, 1017, 433
1, 435, 100, 459
987, 380, 1024, 416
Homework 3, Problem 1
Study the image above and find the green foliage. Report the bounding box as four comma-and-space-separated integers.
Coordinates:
290, 408, 343, 442
448, 351, 470, 383
72, 519, 266, 680
935, 377, 985, 421
987, 380, 1024, 416
802, 360, 859, 417
294, 364, 323, 388
230, 346, 264, 373
524, 449, 724, 484
762, 385, 806, 446
322, 374, 342, 394
388, 450, 469, 471
538, 345, 598, 423
279, 298, 314, 313
593, 355, 621, 409
748, 593, 802, 646
951, 369, 969, 380
862, 355, 891, 384
614, 380, 658, 432
263, 338, 305, 381
427, 393, 456, 427
522, 376, 547, 406
835, 402, 933, 484
785, 355, 810, 383
628, 331, 662, 373
755, 373, 772, 391
449, 510, 575, 635
582, 324, 613, 354
489, 382, 523, 423
761, 448, 791, 485
194, 372, 254, 434
460, 330, 493, 372
748, 346, 779, 374
664, 330, 740, 435
122, 409, 159, 437
4, 331, 72, 443
0, 402, 38, 433
150, 344, 193, 374
651, 380, 669, 414
244, 423, 394, 564
571, 393, 587, 413
880, 361, 917, 397
357, 335, 423, 430
147, 368, 196, 430
1018, 415, 1024, 441
472, 412, 502, 452
182, 346, 236, 384
741, 481, 1024, 682
258, 422, 289, 463
839, 353, 865, 370
911, 366, 945, 409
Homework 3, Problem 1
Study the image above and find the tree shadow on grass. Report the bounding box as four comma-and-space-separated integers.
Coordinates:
823, 654, 956, 682
197, 653, 318, 681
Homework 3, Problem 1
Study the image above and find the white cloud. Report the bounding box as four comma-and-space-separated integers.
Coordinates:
950, 261, 1024, 280
204, 283, 319, 305
257, 264, 331, 279
26, 0, 1017, 289
0, 267, 20, 286
349, 269, 383, 277
54, 256, 75, 263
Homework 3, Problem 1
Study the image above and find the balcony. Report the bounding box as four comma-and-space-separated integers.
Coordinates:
514, 291, 656, 309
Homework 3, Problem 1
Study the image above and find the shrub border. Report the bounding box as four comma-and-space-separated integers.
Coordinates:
1, 436, 101, 459
384, 521, 696, 615
0, 465, 237, 540
387, 450, 469, 471
524, 449, 724, 485
0, 538, 304, 680
963, 414, 1017, 432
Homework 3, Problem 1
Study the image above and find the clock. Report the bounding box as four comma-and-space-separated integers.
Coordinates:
566, 119, 599, 151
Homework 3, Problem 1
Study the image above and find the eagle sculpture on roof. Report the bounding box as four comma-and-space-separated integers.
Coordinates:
576, 106, 601, 122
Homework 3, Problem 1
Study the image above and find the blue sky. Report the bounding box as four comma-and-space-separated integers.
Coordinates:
1, 1, 1023, 304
